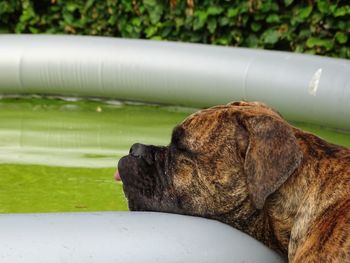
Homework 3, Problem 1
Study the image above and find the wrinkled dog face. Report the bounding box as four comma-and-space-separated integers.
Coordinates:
118, 103, 248, 216
117, 101, 302, 225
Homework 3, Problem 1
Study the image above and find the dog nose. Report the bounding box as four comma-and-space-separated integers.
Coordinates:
129, 143, 155, 165
130, 143, 147, 158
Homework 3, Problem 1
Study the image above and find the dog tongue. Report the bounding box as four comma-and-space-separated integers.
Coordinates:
114, 170, 121, 181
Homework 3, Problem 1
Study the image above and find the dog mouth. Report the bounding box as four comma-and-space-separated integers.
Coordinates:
116, 144, 169, 211
114, 170, 121, 181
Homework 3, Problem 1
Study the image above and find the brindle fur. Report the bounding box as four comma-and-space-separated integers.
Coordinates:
118, 101, 350, 262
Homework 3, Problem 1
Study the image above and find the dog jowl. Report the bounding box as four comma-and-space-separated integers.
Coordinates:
116, 101, 350, 262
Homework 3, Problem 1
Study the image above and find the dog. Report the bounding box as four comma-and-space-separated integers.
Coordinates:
116, 101, 350, 262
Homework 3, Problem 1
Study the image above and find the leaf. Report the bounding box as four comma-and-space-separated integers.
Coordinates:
245, 34, 259, 47
63, 12, 74, 24
125, 24, 133, 33
299, 29, 311, 38
337, 20, 349, 31
215, 37, 230, 45
297, 6, 313, 20
143, 0, 157, 7
29, 26, 39, 33
284, 0, 294, 7
253, 13, 266, 21
294, 44, 305, 53
150, 36, 162, 40
207, 18, 217, 34
328, 4, 336, 13
339, 47, 348, 58
251, 22, 261, 32
175, 17, 184, 29
219, 17, 230, 26
207, 6, 223, 16
305, 49, 316, 55
260, 2, 272, 13
193, 10, 207, 30
262, 29, 280, 44
316, 0, 330, 14
66, 2, 78, 12
306, 37, 334, 50
145, 26, 157, 37
0, 2, 14, 15
190, 32, 202, 42
227, 7, 239, 18
161, 24, 172, 37
335, 32, 348, 44
333, 5, 350, 17
108, 15, 117, 25
131, 17, 141, 27
271, 2, 279, 12
231, 29, 242, 44
144, 0, 163, 24
0, 27, 10, 33
266, 14, 280, 23
311, 13, 323, 24
83, 0, 95, 13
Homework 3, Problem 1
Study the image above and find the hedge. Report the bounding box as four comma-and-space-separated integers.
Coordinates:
0, 0, 349, 58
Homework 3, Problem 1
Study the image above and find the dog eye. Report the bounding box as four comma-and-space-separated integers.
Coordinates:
181, 159, 193, 166
176, 144, 198, 158
169, 142, 186, 155
176, 143, 186, 151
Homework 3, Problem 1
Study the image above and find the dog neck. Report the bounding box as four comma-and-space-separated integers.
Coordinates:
218, 130, 349, 258
237, 203, 289, 255
215, 200, 287, 255
231, 130, 338, 256
255, 134, 320, 256
262, 130, 350, 258
237, 157, 315, 256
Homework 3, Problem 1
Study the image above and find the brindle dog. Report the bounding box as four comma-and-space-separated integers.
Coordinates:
117, 101, 350, 262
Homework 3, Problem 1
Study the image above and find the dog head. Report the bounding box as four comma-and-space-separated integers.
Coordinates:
117, 101, 302, 225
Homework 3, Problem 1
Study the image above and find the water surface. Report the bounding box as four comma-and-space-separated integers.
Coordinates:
0, 98, 193, 213
0, 97, 349, 213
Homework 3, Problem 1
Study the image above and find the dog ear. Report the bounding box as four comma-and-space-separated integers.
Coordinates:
242, 115, 302, 209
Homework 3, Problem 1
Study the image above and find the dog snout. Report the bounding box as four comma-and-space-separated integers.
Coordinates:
130, 143, 147, 157
130, 143, 154, 165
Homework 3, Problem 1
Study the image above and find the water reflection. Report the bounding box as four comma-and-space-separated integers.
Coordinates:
0, 98, 194, 167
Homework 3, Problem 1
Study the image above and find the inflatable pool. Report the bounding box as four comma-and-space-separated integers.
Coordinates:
1, 35, 349, 262
0, 212, 285, 263
0, 34, 349, 131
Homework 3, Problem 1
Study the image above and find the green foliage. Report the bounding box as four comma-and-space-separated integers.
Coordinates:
0, 0, 349, 58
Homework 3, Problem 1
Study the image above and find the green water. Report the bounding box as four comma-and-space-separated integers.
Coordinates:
0, 165, 126, 213
0, 97, 194, 213
0, 97, 349, 213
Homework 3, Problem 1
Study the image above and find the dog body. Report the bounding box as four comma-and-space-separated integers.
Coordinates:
118, 101, 350, 262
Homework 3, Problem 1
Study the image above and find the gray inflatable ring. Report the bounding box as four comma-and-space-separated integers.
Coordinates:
0, 35, 349, 131
0, 212, 285, 262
